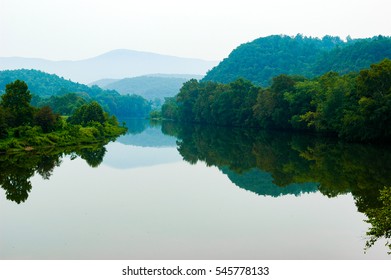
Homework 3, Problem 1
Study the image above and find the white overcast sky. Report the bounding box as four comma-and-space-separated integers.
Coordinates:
0, 0, 390, 61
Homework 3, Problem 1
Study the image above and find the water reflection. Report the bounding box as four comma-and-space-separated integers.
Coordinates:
117, 118, 177, 147
0, 145, 106, 204
162, 122, 391, 252
1, 120, 390, 254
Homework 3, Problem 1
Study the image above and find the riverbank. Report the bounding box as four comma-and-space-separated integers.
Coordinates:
0, 122, 127, 154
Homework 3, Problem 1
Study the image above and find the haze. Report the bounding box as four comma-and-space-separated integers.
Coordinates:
1, 0, 390, 61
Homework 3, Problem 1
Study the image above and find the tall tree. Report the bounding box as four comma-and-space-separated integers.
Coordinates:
1, 80, 34, 126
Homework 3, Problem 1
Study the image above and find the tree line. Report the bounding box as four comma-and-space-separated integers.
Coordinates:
161, 59, 391, 143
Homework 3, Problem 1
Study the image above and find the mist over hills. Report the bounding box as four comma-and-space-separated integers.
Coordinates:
92, 74, 203, 101
0, 49, 217, 84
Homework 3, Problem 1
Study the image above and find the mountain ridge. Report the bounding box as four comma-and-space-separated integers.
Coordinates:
91, 74, 203, 101
203, 34, 391, 86
0, 49, 217, 84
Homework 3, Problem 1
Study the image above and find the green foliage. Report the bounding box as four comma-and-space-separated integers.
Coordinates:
162, 59, 391, 143
160, 97, 178, 120
0, 69, 94, 98
36, 93, 87, 115
1, 80, 34, 127
365, 186, 391, 254
0, 80, 127, 153
34, 106, 60, 133
0, 106, 8, 139
165, 78, 258, 126
0, 143, 109, 203
149, 110, 162, 119
203, 35, 391, 86
339, 59, 391, 141
68, 101, 106, 126
2, 80, 32, 108
314, 36, 391, 75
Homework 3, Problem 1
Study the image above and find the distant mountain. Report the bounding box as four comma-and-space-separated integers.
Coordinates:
93, 74, 202, 101
103, 143, 181, 170
117, 119, 177, 148
203, 35, 391, 86
0, 49, 217, 84
90, 78, 120, 88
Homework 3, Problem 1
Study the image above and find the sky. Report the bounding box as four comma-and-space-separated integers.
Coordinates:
1, 0, 390, 61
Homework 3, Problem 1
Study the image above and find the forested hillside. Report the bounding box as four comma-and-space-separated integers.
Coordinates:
0, 69, 151, 118
0, 69, 96, 97
203, 35, 391, 86
162, 59, 391, 143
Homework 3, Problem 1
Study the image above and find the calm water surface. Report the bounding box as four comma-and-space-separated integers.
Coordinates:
1, 120, 390, 259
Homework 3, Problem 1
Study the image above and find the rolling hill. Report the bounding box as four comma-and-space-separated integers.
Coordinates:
203, 35, 391, 86
92, 74, 203, 101
0, 69, 152, 118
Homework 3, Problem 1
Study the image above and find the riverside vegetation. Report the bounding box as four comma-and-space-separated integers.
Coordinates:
161, 59, 391, 143
0, 80, 126, 153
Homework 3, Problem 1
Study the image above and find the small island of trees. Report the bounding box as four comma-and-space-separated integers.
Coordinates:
0, 80, 126, 153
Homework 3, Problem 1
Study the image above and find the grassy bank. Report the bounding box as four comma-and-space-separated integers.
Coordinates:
0, 118, 127, 154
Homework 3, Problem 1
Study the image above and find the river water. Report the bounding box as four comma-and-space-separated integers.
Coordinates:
1, 120, 390, 259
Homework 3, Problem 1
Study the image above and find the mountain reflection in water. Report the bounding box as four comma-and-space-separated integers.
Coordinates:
1, 120, 390, 254
162, 122, 391, 253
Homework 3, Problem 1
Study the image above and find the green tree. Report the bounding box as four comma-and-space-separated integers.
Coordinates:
161, 97, 179, 120
0, 107, 8, 139
1, 80, 34, 127
340, 59, 391, 141
34, 106, 59, 133
365, 186, 391, 254
176, 79, 200, 122
253, 88, 276, 128
284, 79, 318, 130
253, 75, 295, 129
68, 101, 106, 126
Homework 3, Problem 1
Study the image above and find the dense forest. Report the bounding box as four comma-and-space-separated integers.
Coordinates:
0, 69, 152, 118
0, 80, 126, 152
161, 59, 391, 142
203, 35, 391, 86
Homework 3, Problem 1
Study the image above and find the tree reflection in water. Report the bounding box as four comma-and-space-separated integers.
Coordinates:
0, 144, 106, 204
162, 121, 391, 253
1, 121, 389, 253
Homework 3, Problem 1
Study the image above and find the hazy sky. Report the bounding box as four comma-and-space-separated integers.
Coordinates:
1, 0, 390, 61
